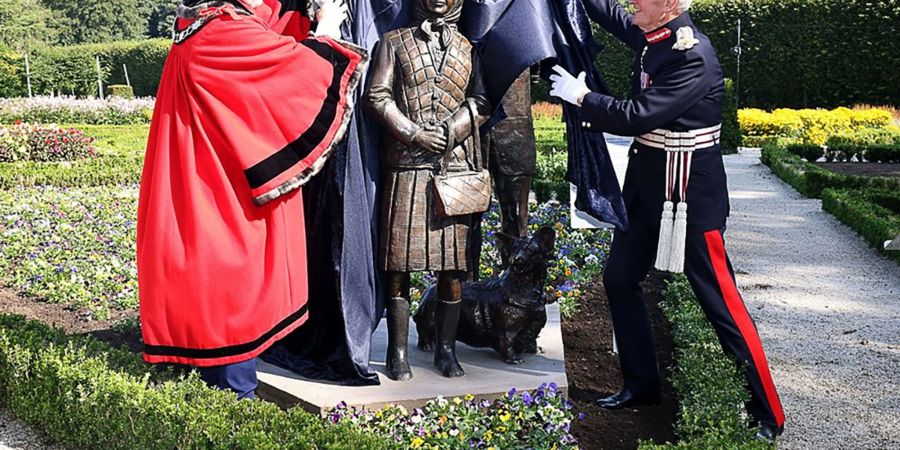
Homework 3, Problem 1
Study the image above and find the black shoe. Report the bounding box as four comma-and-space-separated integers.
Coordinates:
754, 423, 783, 443
595, 389, 660, 409
433, 300, 465, 378
385, 296, 413, 381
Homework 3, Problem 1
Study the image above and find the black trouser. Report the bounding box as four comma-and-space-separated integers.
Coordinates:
603, 220, 785, 429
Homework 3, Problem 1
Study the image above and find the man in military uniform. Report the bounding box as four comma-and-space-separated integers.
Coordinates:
549, 0, 785, 441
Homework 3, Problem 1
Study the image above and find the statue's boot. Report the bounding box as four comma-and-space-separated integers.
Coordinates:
386, 296, 413, 381
434, 299, 465, 378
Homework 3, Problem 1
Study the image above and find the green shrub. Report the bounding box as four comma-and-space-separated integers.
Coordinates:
721, 78, 741, 152
864, 144, 900, 164
107, 84, 134, 98
0, 314, 396, 450
786, 143, 823, 163
534, 116, 569, 203
822, 188, 900, 263
638, 276, 768, 449
0, 50, 26, 97
23, 40, 170, 97
760, 145, 900, 198
29, 47, 103, 97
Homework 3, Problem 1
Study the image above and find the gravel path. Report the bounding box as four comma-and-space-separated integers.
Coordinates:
724, 148, 900, 449
0, 410, 64, 450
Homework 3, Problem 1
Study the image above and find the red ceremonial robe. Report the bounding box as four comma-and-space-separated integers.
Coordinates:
137, 0, 366, 367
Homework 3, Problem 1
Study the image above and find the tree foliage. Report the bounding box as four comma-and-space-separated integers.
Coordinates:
0, 0, 58, 50
40, 0, 147, 45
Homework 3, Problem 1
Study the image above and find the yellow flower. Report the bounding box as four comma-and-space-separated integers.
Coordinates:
410, 437, 424, 448
453, 397, 462, 405
499, 412, 511, 422
464, 394, 475, 401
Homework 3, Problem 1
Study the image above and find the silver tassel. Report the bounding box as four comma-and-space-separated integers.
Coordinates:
654, 200, 675, 271
668, 201, 688, 273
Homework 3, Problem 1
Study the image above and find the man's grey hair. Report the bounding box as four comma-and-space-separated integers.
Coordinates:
678, 0, 693, 11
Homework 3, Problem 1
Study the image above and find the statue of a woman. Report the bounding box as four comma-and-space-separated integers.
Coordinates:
366, 0, 490, 380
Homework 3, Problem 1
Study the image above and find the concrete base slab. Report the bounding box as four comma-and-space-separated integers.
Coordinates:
257, 304, 567, 414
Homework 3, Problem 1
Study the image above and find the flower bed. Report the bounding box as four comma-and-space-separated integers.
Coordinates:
0, 122, 96, 162
0, 124, 147, 188
0, 186, 139, 319
739, 107, 893, 147
327, 384, 580, 449
0, 96, 154, 125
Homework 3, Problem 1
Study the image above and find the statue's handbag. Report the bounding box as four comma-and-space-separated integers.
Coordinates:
433, 103, 491, 218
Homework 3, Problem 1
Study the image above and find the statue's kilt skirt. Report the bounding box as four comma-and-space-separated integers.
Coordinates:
379, 168, 473, 272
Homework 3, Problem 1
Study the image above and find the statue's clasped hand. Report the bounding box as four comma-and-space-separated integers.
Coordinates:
414, 124, 449, 154
549, 65, 591, 107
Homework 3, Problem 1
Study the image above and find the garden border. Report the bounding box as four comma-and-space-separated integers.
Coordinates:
0, 314, 396, 450
821, 188, 900, 263
639, 276, 769, 450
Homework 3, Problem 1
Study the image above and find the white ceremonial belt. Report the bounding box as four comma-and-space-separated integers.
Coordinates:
634, 124, 721, 150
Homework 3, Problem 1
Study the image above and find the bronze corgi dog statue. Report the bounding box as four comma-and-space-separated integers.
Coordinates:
414, 226, 556, 364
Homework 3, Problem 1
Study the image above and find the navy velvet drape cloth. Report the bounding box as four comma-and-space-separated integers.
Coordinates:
263, 0, 626, 386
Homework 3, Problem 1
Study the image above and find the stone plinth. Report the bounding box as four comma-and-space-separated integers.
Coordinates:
257, 304, 567, 414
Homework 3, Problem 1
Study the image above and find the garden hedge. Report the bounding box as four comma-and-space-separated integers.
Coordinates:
591, 0, 900, 108
760, 145, 900, 198
639, 276, 768, 450
10, 40, 170, 98
721, 78, 741, 153
0, 314, 396, 450
822, 188, 900, 263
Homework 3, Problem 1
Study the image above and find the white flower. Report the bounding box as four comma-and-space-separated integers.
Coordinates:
672, 27, 700, 51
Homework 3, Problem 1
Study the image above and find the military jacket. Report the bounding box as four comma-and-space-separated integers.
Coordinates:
580, 1, 728, 231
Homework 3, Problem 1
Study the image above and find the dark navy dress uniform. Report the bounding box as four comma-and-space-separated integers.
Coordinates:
580, 0, 785, 431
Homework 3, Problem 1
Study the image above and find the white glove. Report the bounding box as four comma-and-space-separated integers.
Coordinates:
314, 0, 347, 39
549, 65, 591, 106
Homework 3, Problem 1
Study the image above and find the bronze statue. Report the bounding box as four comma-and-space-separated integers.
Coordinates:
484, 70, 537, 240
466, 70, 537, 278
366, 0, 491, 380
415, 226, 556, 364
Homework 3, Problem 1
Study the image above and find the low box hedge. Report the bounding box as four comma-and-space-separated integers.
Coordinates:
0, 314, 395, 450
760, 145, 900, 198
864, 144, 900, 164
822, 188, 900, 263
785, 143, 824, 163
639, 276, 768, 450
0, 156, 143, 189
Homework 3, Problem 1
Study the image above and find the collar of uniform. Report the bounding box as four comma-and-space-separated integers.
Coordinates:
644, 12, 693, 44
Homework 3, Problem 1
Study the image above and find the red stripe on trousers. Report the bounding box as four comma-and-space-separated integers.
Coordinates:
704, 230, 785, 427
